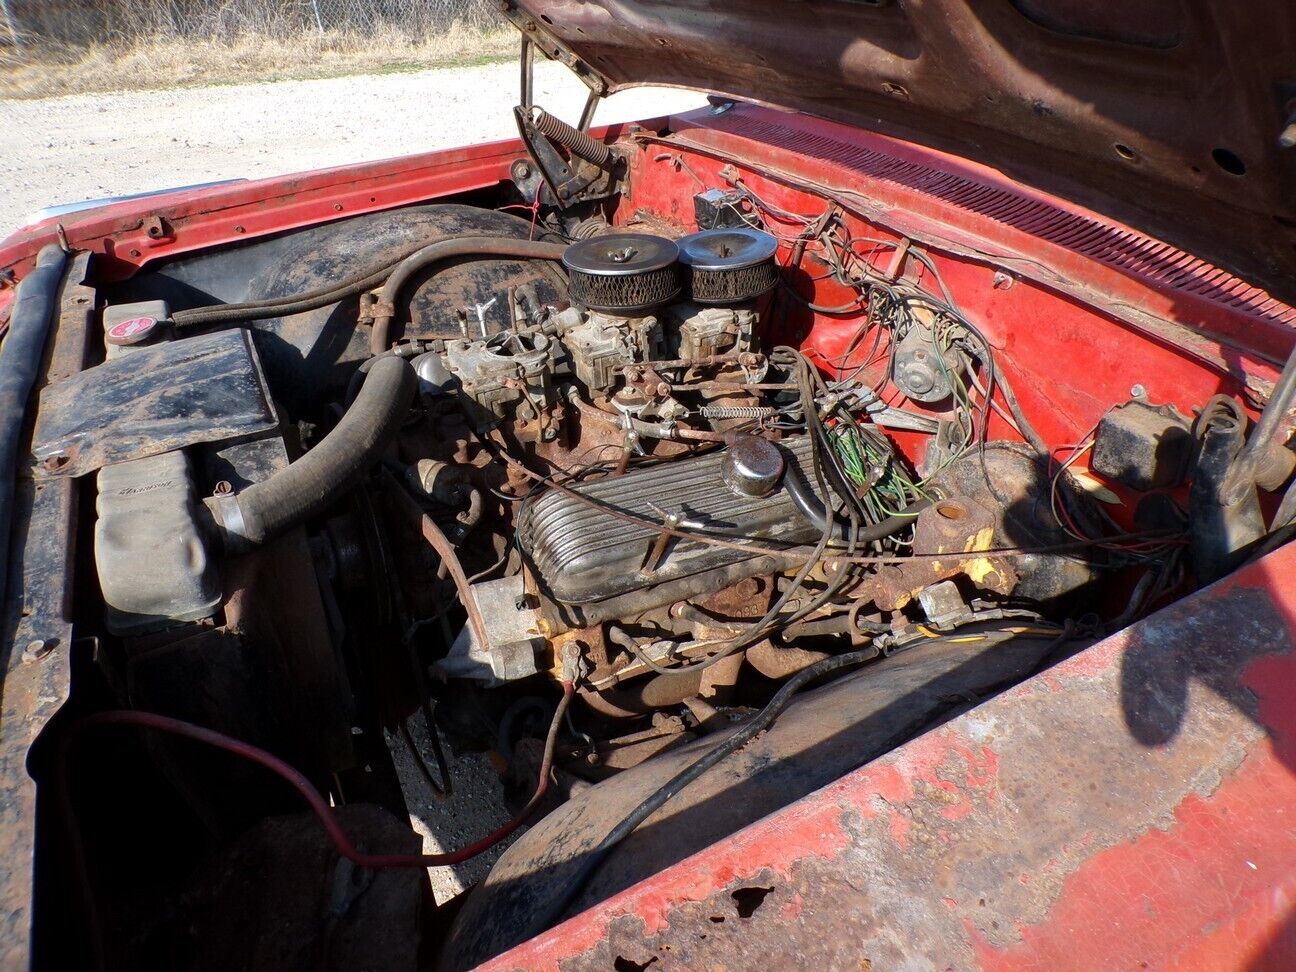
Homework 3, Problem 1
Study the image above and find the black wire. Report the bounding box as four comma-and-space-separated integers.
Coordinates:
402, 604, 453, 799
779, 280, 867, 316
596, 355, 867, 679
525, 643, 888, 935
611, 545, 860, 678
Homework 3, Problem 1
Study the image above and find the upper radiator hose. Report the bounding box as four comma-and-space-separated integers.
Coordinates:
205, 356, 416, 550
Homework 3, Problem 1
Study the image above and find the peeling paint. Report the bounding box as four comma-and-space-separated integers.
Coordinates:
488, 546, 1296, 970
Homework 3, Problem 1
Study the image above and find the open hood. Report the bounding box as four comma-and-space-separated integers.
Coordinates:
504, 0, 1296, 302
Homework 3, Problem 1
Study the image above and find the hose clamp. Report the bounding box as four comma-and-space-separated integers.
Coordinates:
207, 492, 253, 553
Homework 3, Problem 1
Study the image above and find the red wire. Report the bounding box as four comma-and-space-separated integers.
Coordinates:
496, 183, 544, 240
526, 183, 541, 241
65, 683, 574, 870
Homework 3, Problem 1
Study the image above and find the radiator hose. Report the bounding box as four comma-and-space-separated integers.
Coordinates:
0, 244, 68, 612
205, 356, 416, 551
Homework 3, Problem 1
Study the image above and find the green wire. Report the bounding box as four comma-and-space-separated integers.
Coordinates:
829, 414, 925, 518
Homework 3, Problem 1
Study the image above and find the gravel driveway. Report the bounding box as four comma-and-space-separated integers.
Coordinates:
0, 59, 703, 236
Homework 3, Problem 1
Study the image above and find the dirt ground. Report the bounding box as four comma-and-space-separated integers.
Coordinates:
0, 59, 703, 236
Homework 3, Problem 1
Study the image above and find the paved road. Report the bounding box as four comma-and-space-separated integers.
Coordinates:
0, 59, 703, 236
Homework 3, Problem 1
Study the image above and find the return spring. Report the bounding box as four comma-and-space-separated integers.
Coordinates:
695, 405, 779, 420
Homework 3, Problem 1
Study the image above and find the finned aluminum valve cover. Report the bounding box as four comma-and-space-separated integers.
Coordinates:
518, 436, 821, 607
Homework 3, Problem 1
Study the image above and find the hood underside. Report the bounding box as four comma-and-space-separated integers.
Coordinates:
506, 0, 1296, 303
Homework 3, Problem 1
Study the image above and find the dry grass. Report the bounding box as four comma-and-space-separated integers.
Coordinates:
0, 22, 516, 101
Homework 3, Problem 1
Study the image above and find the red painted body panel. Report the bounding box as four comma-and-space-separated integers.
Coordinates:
485, 543, 1296, 970
0, 138, 520, 284
614, 108, 1287, 499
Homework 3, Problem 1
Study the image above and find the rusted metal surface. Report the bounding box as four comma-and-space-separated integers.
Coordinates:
385, 479, 494, 662
0, 253, 93, 970
31, 328, 277, 479
482, 542, 1296, 970
863, 494, 1016, 611
744, 638, 827, 680
444, 629, 1071, 968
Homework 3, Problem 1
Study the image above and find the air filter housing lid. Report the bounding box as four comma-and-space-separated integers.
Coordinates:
678, 228, 778, 270
562, 233, 682, 314
677, 228, 779, 304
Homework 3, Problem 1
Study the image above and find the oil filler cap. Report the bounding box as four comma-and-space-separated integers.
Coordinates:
722, 434, 784, 498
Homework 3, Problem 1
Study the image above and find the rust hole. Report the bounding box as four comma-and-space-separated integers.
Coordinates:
613, 957, 658, 971
934, 501, 968, 521
1113, 143, 1137, 162
1212, 147, 1246, 176
731, 885, 774, 918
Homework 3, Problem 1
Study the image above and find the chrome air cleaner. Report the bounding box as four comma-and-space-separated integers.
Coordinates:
677, 228, 779, 304
561, 233, 682, 314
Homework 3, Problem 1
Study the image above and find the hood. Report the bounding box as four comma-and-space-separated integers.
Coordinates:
505, 0, 1296, 302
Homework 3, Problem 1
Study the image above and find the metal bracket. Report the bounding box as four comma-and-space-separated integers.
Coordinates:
499, 2, 607, 97
513, 105, 619, 208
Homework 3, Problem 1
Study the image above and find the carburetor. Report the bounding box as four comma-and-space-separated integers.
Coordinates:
554, 307, 665, 391
443, 331, 560, 440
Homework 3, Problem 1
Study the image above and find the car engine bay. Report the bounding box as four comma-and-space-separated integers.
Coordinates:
15, 91, 1296, 971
